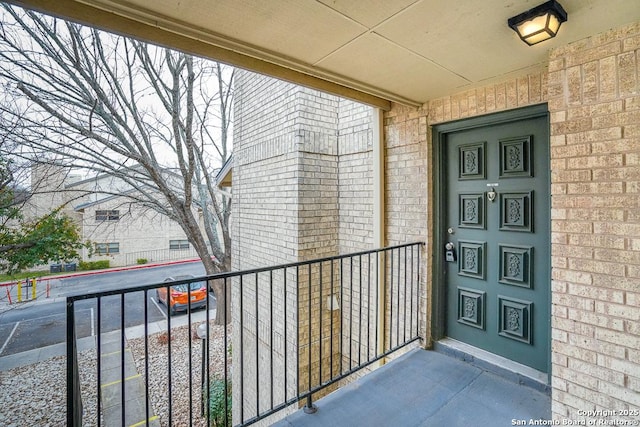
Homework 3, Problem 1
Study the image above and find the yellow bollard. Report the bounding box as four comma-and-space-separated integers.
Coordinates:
32, 278, 37, 300
17, 280, 22, 303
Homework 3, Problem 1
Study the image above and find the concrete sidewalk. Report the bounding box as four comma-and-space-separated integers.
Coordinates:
99, 330, 161, 427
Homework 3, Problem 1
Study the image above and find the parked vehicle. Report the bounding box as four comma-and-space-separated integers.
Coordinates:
156, 274, 207, 315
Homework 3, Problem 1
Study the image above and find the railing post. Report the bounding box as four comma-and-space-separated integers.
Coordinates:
303, 395, 317, 414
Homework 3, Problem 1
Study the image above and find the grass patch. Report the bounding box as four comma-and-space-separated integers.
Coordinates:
0, 270, 60, 282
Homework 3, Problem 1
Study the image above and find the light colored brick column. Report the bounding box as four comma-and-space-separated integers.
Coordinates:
547, 22, 640, 420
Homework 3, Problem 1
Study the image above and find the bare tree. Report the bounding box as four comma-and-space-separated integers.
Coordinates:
0, 5, 233, 323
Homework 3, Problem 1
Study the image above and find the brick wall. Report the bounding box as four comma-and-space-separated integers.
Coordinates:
232, 72, 378, 423
547, 22, 640, 419
338, 99, 374, 253
421, 20, 640, 423
232, 71, 303, 423
233, 19, 640, 424
383, 104, 429, 342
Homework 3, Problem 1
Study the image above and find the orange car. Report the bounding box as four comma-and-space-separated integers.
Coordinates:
156, 274, 208, 315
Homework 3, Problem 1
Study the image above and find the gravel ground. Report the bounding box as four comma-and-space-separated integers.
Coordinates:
0, 349, 99, 427
129, 323, 232, 427
0, 323, 231, 427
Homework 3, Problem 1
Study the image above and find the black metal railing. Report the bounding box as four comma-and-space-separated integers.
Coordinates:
67, 242, 424, 426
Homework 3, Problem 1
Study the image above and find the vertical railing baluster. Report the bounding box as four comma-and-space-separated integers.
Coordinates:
222, 277, 228, 427
330, 259, 334, 379
319, 262, 323, 386
308, 263, 312, 394
410, 245, 415, 338
340, 258, 344, 375
205, 278, 211, 421
239, 275, 244, 423
96, 297, 102, 427
304, 263, 315, 413
283, 268, 288, 404
295, 266, 300, 403
409, 245, 419, 338
167, 284, 172, 426
255, 273, 259, 418
144, 290, 150, 426
417, 244, 421, 338
120, 294, 125, 427
367, 252, 371, 362
358, 254, 363, 366
270, 270, 274, 411
350, 256, 355, 368
188, 282, 193, 425
389, 248, 394, 351
396, 248, 401, 348
375, 251, 379, 358
204, 279, 210, 420
404, 245, 408, 343
66, 298, 76, 427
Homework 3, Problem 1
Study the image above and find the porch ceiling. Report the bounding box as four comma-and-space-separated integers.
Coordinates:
9, 0, 640, 108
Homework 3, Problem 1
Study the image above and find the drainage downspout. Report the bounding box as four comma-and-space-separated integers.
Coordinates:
372, 108, 387, 364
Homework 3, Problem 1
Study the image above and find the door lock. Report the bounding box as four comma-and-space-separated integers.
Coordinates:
445, 242, 456, 262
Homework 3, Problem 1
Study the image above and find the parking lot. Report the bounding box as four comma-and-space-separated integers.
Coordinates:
0, 262, 212, 358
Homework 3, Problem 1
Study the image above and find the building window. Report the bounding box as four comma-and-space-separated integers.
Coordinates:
169, 239, 190, 250
95, 242, 120, 255
95, 210, 120, 221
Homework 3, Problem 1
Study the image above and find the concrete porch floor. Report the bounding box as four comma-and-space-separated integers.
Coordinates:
275, 347, 551, 427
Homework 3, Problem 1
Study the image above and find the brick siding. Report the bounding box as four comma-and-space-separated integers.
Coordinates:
547, 22, 640, 419
422, 20, 640, 423
233, 19, 640, 424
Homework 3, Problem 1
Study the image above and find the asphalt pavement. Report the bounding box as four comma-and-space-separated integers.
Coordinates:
0, 260, 210, 361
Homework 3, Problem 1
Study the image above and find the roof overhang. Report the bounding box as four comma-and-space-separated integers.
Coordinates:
6, 1, 640, 109
215, 156, 233, 188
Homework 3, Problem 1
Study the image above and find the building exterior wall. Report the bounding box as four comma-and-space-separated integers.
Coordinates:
338, 99, 374, 253
232, 20, 640, 423
231, 70, 378, 424
26, 165, 196, 267
546, 22, 640, 419
231, 71, 302, 423
383, 104, 430, 344
411, 20, 640, 423
79, 200, 192, 266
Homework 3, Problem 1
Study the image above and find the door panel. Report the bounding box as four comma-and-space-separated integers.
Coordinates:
444, 115, 549, 372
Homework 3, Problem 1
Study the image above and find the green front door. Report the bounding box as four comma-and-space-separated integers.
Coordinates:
442, 109, 550, 373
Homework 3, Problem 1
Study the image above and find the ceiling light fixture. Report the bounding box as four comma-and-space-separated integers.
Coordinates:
508, 0, 567, 46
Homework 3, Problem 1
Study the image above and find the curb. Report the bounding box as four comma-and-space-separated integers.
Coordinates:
0, 258, 204, 311
0, 258, 202, 287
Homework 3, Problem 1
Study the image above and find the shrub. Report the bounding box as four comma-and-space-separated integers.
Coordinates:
205, 379, 232, 427
78, 260, 110, 271
136, 258, 148, 265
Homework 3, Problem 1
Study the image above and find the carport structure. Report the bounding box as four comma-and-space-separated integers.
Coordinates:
6, 0, 640, 425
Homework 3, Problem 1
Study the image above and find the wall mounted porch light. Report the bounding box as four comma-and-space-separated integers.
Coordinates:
508, 0, 567, 46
